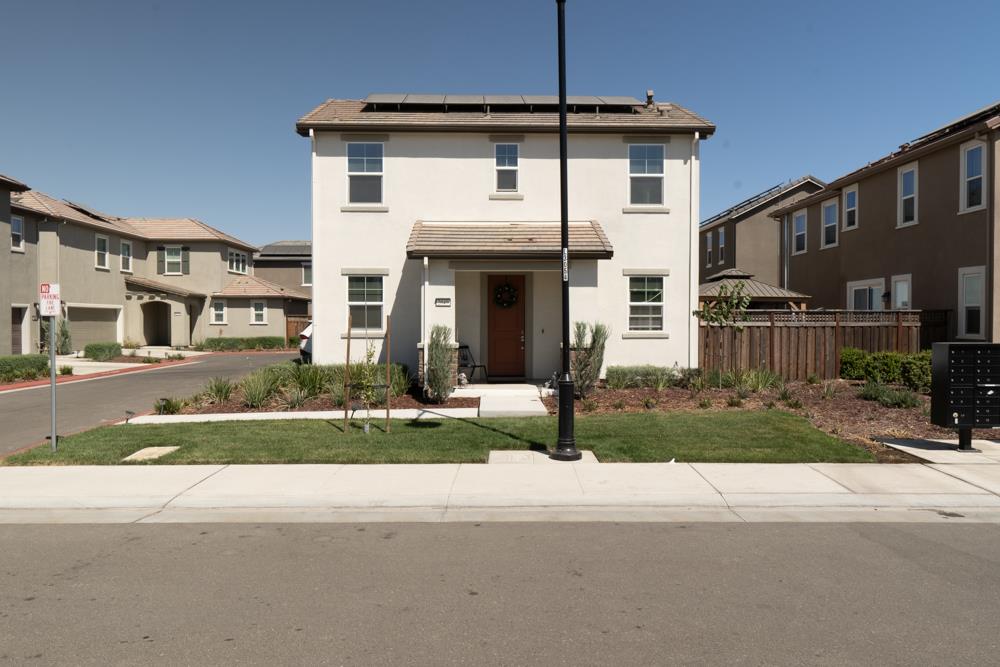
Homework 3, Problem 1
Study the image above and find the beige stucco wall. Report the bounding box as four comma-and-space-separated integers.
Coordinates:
200, 297, 288, 341
4, 202, 40, 354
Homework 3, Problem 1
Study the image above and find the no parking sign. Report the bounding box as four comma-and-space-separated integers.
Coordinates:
39, 283, 61, 317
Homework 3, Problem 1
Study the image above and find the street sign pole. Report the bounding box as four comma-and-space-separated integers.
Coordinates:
39, 283, 60, 452
49, 315, 57, 452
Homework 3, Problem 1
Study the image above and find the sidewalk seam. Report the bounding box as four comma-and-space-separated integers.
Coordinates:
160, 465, 230, 510
443, 464, 463, 512
806, 464, 860, 494
922, 463, 1000, 498
688, 464, 741, 520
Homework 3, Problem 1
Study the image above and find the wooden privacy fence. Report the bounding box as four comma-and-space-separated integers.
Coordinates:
285, 315, 310, 344
699, 310, 922, 381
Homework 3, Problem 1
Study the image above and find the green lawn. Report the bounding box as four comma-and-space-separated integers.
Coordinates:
3, 411, 873, 465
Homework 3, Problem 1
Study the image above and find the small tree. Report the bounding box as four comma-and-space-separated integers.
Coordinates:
354, 340, 380, 432
40, 317, 73, 355
695, 281, 751, 329
572, 321, 609, 399
425, 325, 453, 403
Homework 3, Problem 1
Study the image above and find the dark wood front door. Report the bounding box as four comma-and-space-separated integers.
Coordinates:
11, 308, 24, 354
487, 275, 525, 377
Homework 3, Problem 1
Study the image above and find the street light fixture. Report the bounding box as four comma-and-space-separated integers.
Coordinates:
550, 0, 582, 462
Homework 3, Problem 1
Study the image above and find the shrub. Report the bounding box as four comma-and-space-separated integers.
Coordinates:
287, 363, 328, 398
139, 356, 161, 364
198, 336, 287, 352
40, 318, 73, 355
822, 381, 837, 400
727, 395, 743, 408
122, 338, 142, 349
581, 399, 598, 413
612, 399, 626, 410
165, 353, 186, 361
858, 381, 921, 409
674, 367, 702, 390
900, 350, 932, 392
698, 398, 712, 409
605, 365, 675, 390
240, 370, 280, 408
778, 385, 793, 402
785, 398, 803, 409
84, 342, 122, 361
744, 368, 782, 393
204, 377, 235, 403
155, 397, 186, 415
806, 373, 820, 385
642, 396, 658, 410
425, 325, 453, 403
0, 354, 49, 383
857, 381, 886, 402
58, 365, 74, 376
764, 400, 776, 409
865, 351, 904, 384
572, 321, 609, 399
839, 347, 868, 380
281, 386, 309, 410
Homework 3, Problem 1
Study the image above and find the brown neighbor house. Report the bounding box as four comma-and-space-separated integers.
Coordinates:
699, 176, 825, 285
769, 101, 1000, 342
253, 240, 312, 316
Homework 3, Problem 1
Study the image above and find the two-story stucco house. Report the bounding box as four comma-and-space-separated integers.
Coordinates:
1, 173, 32, 356
297, 92, 714, 380
254, 240, 312, 316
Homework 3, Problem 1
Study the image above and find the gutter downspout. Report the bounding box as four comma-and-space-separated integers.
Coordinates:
422, 256, 429, 388
782, 213, 789, 288
689, 132, 699, 369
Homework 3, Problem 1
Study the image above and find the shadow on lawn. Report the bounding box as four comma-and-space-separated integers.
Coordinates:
321, 417, 550, 452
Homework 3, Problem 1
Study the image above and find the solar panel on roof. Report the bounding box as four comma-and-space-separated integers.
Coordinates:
444, 94, 484, 105
484, 95, 525, 105
567, 96, 602, 105
403, 94, 446, 104
521, 95, 558, 105
365, 93, 406, 104
598, 96, 643, 105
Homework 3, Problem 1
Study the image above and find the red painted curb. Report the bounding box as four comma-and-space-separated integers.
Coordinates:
0, 358, 197, 392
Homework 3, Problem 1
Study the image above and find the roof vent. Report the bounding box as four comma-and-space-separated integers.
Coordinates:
645, 89, 655, 108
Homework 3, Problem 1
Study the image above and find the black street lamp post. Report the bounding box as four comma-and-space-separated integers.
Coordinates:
551, 0, 581, 461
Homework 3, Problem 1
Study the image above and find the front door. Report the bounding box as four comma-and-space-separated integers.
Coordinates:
11, 308, 24, 354
487, 275, 526, 378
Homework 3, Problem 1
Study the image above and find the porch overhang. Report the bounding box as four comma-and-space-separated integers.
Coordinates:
125, 275, 206, 299
406, 220, 614, 260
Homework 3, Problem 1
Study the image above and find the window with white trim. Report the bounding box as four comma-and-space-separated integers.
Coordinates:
959, 266, 985, 339
961, 141, 986, 212
120, 240, 132, 272
843, 185, 858, 229
792, 210, 807, 254
228, 249, 248, 274
10, 215, 24, 250
718, 228, 726, 264
164, 245, 183, 274
821, 199, 838, 248
705, 231, 713, 267
628, 276, 664, 331
250, 300, 267, 325
302, 263, 312, 287
898, 163, 918, 226
210, 300, 227, 324
347, 142, 383, 204
628, 143, 664, 205
891, 274, 911, 310
95, 234, 109, 269
347, 275, 383, 331
847, 278, 884, 311
495, 144, 518, 192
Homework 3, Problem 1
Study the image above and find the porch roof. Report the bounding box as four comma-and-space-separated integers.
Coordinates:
214, 275, 310, 300
125, 275, 206, 299
406, 221, 614, 260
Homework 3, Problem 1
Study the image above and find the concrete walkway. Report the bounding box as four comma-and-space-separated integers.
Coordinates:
3, 458, 1000, 523
454, 383, 549, 417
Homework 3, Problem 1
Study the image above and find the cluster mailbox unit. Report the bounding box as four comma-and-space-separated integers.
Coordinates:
931, 342, 1000, 451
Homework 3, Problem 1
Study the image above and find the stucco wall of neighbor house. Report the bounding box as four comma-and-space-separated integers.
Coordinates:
201, 297, 289, 341
7, 208, 40, 353
785, 134, 997, 339
310, 130, 700, 373
254, 261, 312, 298
0, 188, 13, 355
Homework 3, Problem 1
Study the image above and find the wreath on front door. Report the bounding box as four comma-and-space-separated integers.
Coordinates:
493, 282, 519, 309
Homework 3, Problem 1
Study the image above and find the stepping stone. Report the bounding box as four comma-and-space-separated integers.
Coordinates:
488, 450, 599, 464
122, 446, 179, 462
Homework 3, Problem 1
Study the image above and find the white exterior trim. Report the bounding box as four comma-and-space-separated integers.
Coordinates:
846, 278, 885, 311
95, 234, 110, 270
820, 197, 839, 249
791, 209, 808, 255
896, 161, 919, 228
959, 139, 987, 214
842, 184, 859, 231
210, 299, 228, 325
958, 265, 986, 340
250, 300, 268, 325
890, 273, 912, 310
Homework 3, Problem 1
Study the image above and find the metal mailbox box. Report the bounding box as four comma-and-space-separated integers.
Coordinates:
931, 342, 1000, 451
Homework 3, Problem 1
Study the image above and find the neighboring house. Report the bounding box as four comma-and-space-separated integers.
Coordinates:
298, 91, 715, 379
2, 183, 307, 353
699, 176, 825, 285
770, 101, 1000, 342
254, 240, 312, 315
699, 268, 810, 310
1, 174, 32, 356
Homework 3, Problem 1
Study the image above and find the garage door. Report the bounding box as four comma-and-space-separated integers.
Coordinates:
68, 307, 118, 349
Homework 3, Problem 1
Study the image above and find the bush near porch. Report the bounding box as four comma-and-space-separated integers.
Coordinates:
0, 354, 49, 383
84, 342, 123, 361
839, 347, 931, 392
195, 336, 290, 351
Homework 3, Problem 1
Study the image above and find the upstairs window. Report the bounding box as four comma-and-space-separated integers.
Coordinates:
821, 200, 838, 248
792, 210, 807, 254
95, 234, 109, 269
302, 263, 312, 287
705, 231, 713, 267
164, 245, 183, 275
228, 249, 248, 274
11, 215, 24, 250
898, 163, 918, 226
961, 142, 985, 212
718, 228, 726, 264
120, 240, 132, 272
628, 144, 664, 205
495, 144, 518, 192
843, 185, 858, 229
347, 275, 383, 331
628, 276, 664, 331
347, 142, 383, 204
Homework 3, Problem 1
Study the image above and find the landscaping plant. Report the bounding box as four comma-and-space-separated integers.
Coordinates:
84, 342, 122, 361
694, 280, 751, 329
425, 325, 453, 403
281, 386, 309, 410
571, 321, 609, 399
900, 350, 932, 392
0, 354, 49, 383
240, 369, 280, 408
155, 397, 186, 415
59, 365, 74, 376
40, 318, 73, 355
204, 377, 235, 403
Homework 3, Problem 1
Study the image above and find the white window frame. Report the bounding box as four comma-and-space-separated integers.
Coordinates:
228, 249, 248, 275
164, 245, 183, 275
891, 273, 912, 310
627, 275, 664, 332
897, 162, 919, 227
627, 143, 666, 206
347, 275, 384, 332
792, 209, 807, 255
958, 265, 986, 340
210, 299, 227, 325
120, 240, 133, 273
846, 278, 885, 311
301, 262, 312, 287
494, 143, 519, 193
821, 198, 839, 249
960, 140, 987, 214
842, 184, 859, 230
250, 300, 267, 325
717, 228, 726, 264
10, 215, 24, 251
705, 230, 713, 267
346, 142, 384, 205
95, 234, 110, 269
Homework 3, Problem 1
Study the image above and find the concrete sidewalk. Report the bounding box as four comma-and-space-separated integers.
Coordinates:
3, 460, 1000, 523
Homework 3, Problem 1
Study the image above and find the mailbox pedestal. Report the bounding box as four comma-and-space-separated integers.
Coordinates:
930, 342, 999, 452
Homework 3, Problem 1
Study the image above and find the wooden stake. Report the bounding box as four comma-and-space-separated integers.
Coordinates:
344, 313, 352, 435
385, 315, 391, 433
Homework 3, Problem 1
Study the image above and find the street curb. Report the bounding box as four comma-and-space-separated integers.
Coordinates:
0, 358, 199, 394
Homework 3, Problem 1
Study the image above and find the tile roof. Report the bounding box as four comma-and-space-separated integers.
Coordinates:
215, 275, 310, 300
121, 218, 257, 251
12, 190, 142, 236
257, 240, 312, 258
700, 176, 825, 230
125, 275, 206, 298
297, 99, 715, 136
406, 221, 613, 259
0, 173, 30, 192
700, 269, 810, 301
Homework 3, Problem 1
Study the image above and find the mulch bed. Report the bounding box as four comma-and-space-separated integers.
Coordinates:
541, 380, 976, 463
181, 388, 478, 415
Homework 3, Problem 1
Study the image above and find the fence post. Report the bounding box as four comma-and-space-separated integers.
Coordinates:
834, 311, 841, 378
896, 310, 904, 352
768, 312, 775, 373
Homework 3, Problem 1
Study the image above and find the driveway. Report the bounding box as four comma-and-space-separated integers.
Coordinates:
0, 352, 294, 455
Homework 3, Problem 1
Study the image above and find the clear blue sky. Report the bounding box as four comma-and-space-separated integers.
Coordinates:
3, 0, 996, 245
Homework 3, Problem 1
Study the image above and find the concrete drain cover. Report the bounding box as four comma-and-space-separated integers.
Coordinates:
122, 446, 179, 462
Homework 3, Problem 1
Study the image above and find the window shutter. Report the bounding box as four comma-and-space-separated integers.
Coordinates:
156, 247, 165, 274
181, 247, 191, 275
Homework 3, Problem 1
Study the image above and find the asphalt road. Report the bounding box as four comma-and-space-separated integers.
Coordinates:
0, 352, 294, 454
2, 523, 999, 665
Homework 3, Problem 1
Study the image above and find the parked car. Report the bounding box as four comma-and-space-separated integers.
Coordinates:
299, 322, 312, 363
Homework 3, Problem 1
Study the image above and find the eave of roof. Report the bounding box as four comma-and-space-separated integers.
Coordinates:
0, 174, 30, 192
214, 275, 310, 300
406, 220, 614, 260
125, 275, 205, 298
699, 176, 826, 232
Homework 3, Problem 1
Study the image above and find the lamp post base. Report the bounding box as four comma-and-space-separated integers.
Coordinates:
551, 375, 581, 461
